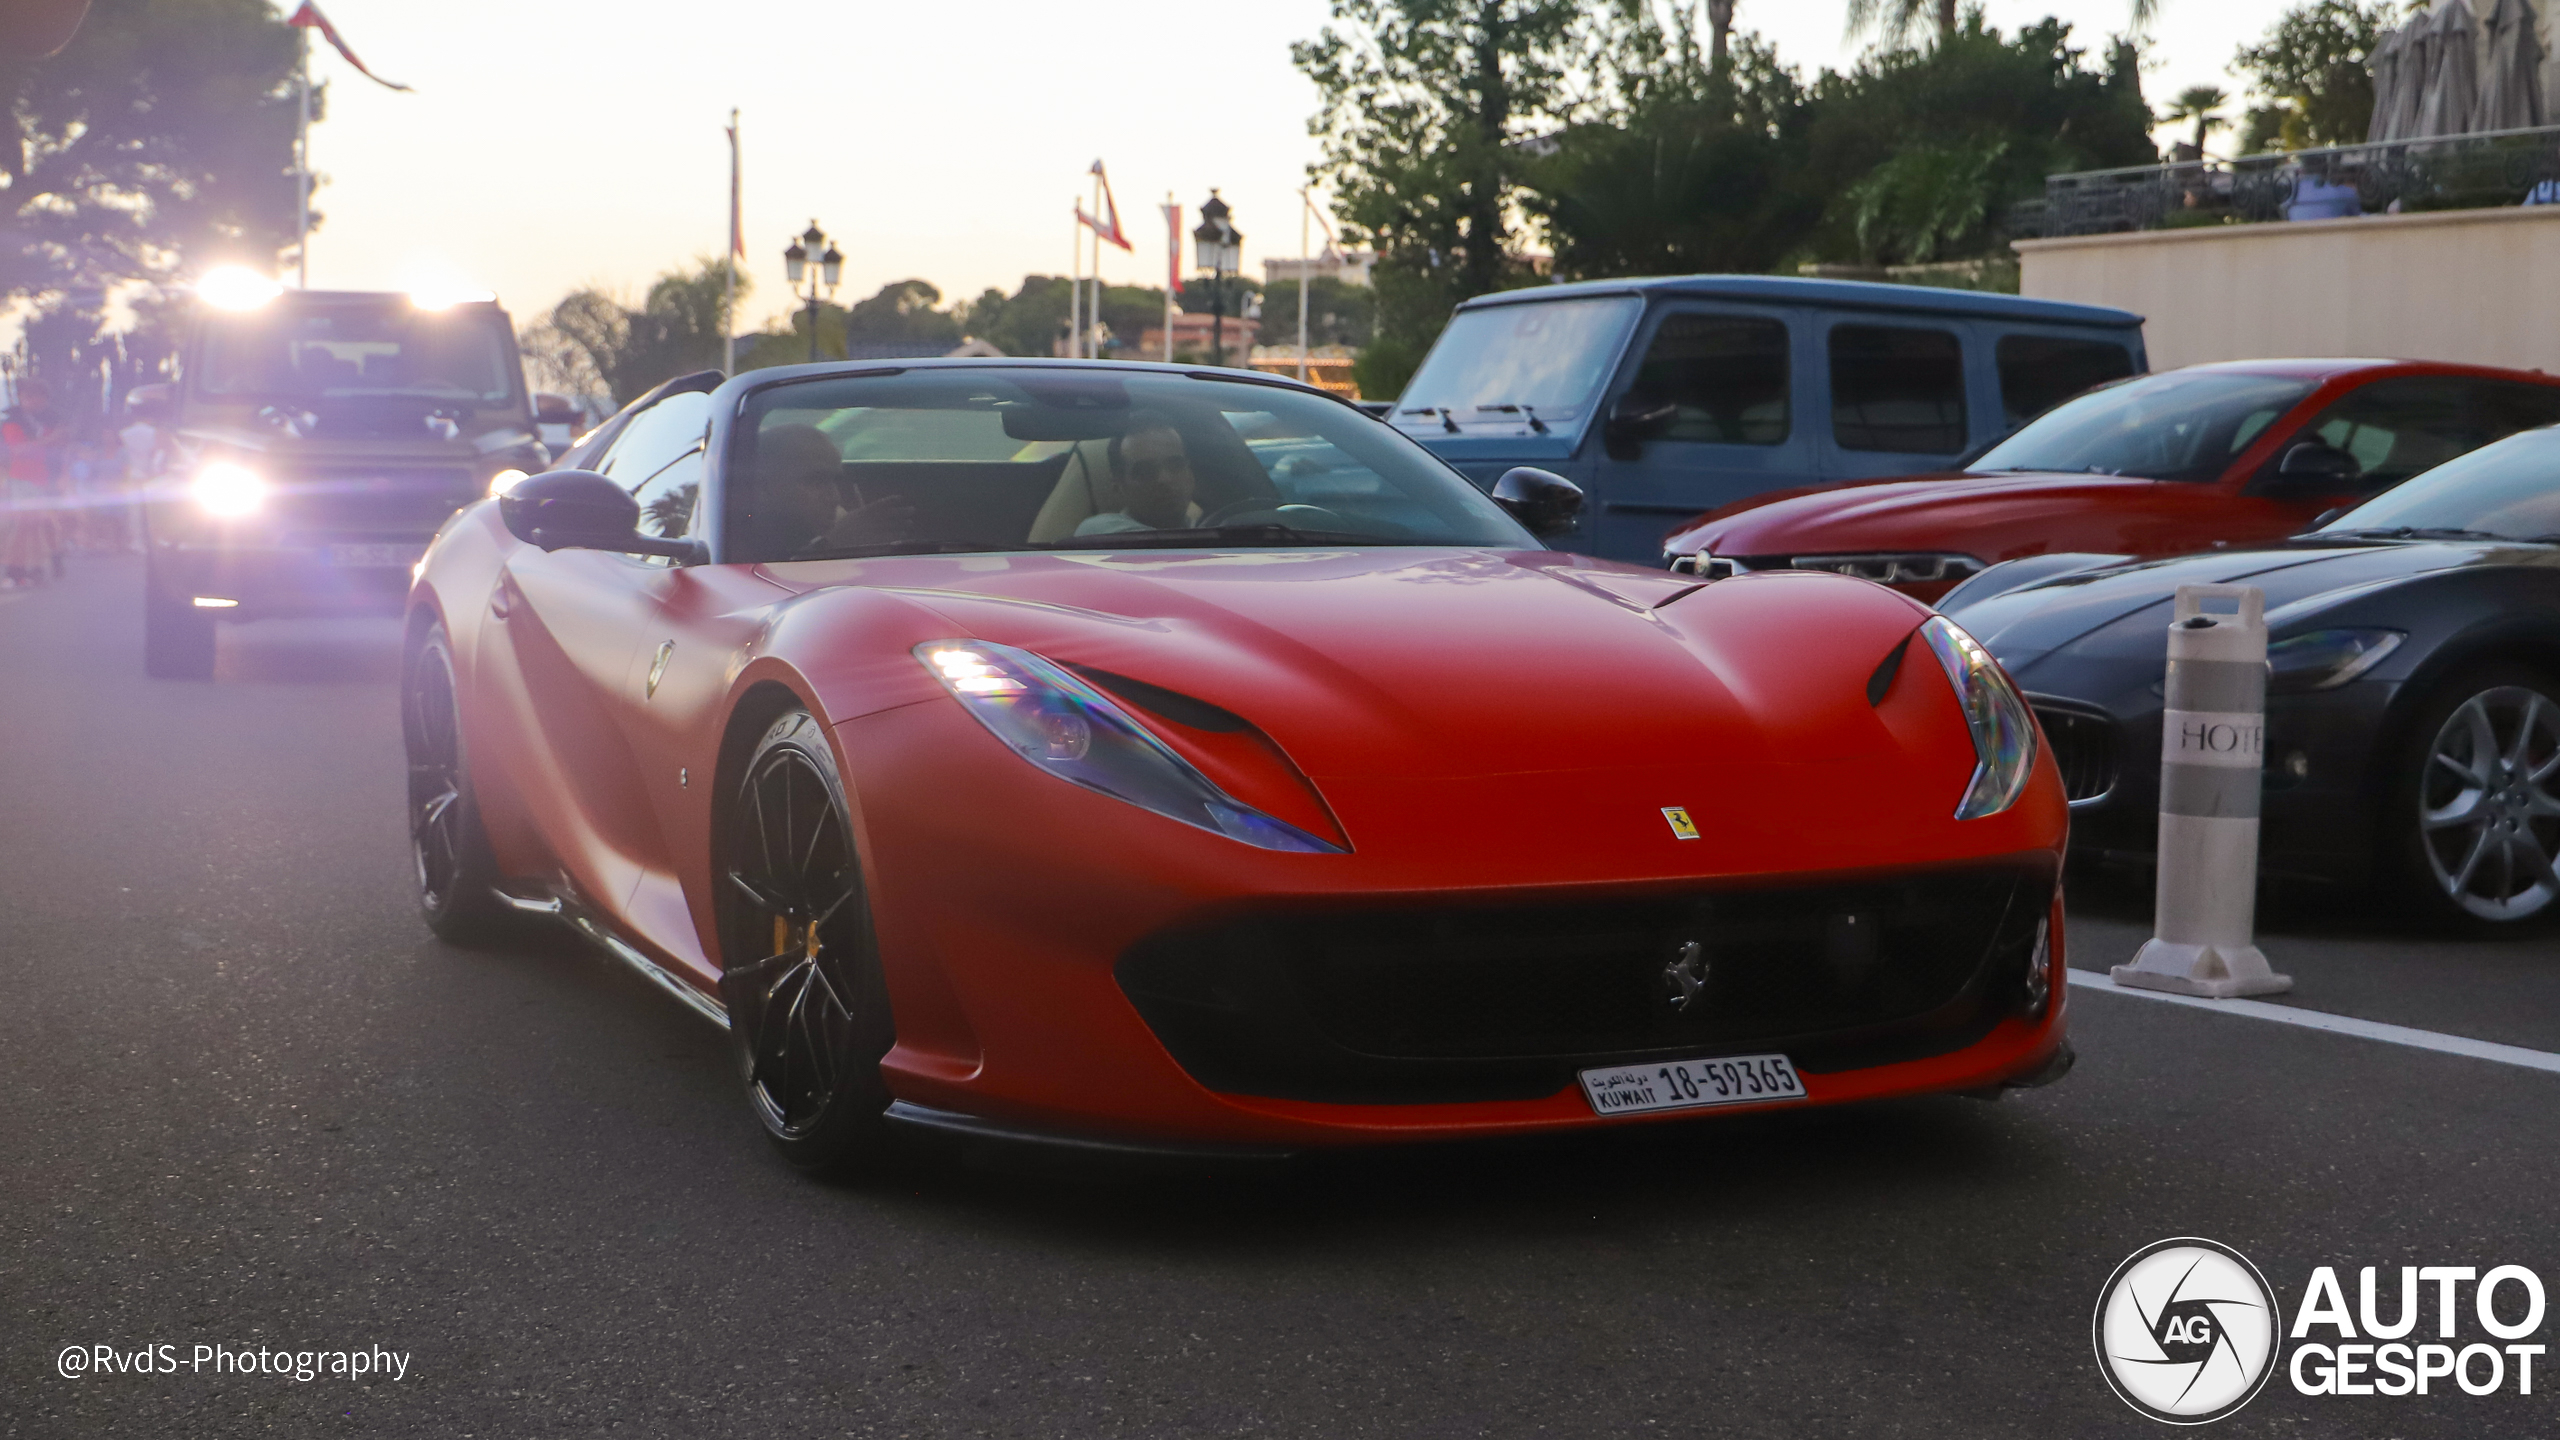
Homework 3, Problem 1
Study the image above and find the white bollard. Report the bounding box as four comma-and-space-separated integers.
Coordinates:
2112, 583, 2294, 998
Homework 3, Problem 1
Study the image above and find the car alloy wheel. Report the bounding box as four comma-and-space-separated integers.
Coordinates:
719, 710, 894, 1172
403, 624, 509, 943
2415, 681, 2560, 925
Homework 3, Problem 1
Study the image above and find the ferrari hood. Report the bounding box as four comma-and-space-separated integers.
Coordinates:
770, 547, 1937, 783
1947, 541, 2483, 672
1674, 472, 2160, 558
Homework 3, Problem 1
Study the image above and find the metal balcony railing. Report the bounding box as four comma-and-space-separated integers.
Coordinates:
2020, 124, 2560, 239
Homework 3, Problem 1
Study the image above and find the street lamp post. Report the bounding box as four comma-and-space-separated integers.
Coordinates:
1191, 191, 1241, 369
782, 220, 843, 364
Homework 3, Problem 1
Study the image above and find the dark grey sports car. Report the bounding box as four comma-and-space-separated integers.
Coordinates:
1939, 425, 2560, 931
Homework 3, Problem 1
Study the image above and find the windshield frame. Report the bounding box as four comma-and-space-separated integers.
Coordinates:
1967, 369, 2320, 484
712, 363, 1541, 564
187, 298, 524, 408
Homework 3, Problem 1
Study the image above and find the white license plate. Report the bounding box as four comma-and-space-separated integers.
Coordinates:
328, 543, 424, 568
1578, 1053, 1807, 1117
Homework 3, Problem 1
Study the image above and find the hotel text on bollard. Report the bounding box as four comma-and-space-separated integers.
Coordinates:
2112, 584, 2295, 998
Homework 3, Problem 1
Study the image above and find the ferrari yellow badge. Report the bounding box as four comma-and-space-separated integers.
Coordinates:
1661, 807, 1699, 840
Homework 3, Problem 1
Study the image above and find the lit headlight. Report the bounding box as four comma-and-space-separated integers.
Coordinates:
487, 468, 529, 497
190, 461, 267, 518
1917, 615, 2038, 820
2267, 628, 2402, 692
915, 640, 1343, 853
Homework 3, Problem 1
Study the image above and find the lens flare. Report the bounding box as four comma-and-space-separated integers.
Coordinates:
190, 461, 267, 518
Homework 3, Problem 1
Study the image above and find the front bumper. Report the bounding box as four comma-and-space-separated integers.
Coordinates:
148, 537, 429, 620
839, 702, 2073, 1150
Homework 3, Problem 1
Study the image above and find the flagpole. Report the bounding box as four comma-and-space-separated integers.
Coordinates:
1297, 188, 1311, 384
1068, 204, 1082, 359
723, 109, 740, 376
1088, 168, 1104, 359
1162, 196, 1177, 364
295, 25, 312, 287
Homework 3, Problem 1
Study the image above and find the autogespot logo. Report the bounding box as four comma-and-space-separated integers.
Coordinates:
2094, 1238, 2284, 1424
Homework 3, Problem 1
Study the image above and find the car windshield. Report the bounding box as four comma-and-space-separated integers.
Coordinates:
2315, 426, 2560, 541
728, 368, 1534, 563
1969, 371, 2317, 483
195, 301, 517, 404
1390, 297, 1640, 432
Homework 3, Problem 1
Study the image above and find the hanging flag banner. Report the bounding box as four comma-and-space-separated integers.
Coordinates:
287, 2, 411, 91
1160, 201, 1182, 294
1077, 160, 1133, 253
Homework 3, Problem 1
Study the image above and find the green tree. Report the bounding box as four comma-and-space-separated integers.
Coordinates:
843, 279, 963, 347
2233, 0, 2400, 151
1294, 0, 1583, 388
1526, 29, 1815, 279
523, 256, 743, 404
2161, 84, 2230, 155
1848, 0, 2162, 51
2, 0, 300, 302
1258, 276, 1376, 349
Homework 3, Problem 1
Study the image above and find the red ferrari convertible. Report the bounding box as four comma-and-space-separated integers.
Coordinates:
402, 360, 2069, 1172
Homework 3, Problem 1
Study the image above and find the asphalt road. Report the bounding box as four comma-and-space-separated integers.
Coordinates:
6, 554, 2559, 1439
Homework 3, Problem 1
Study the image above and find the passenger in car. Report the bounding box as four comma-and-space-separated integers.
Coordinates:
1074, 411, 1197, 535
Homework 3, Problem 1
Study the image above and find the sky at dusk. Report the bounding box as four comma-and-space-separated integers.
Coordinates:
296, 0, 2299, 334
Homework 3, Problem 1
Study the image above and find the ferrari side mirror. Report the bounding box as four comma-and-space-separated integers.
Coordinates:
1491, 466, 1585, 539
500, 469, 703, 562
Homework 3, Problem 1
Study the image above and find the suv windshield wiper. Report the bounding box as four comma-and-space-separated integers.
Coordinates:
1037, 524, 1418, 550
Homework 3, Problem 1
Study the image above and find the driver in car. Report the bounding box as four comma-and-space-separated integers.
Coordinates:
1075, 412, 1197, 535
757, 423, 913, 556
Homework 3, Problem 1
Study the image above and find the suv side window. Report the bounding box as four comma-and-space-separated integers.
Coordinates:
2478, 382, 2560, 441
1627, 313, 1790, 444
2289, 377, 2487, 490
1830, 325, 1965, 453
1996, 334, 2135, 428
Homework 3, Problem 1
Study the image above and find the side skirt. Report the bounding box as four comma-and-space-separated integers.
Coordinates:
491, 883, 732, 1032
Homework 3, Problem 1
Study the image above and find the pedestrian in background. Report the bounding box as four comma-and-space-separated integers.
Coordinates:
117, 394, 165, 554
0, 379, 64, 588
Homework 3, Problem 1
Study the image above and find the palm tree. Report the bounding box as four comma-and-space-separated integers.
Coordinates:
1849, 0, 2161, 50
2162, 84, 2231, 157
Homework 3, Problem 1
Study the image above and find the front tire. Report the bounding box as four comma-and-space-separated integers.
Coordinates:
2387, 664, 2560, 932
716, 710, 897, 1175
142, 563, 216, 679
403, 622, 511, 944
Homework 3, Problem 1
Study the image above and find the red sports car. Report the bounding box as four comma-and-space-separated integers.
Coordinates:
1661, 359, 2560, 602
402, 359, 2069, 1172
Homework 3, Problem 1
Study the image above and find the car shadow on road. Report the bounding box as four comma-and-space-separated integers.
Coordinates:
214, 617, 405, 685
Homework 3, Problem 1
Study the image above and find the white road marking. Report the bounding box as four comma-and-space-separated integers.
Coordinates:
2067, 967, 2560, 1076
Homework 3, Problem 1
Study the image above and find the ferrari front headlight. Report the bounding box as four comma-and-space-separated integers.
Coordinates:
190, 460, 267, 518
915, 640, 1343, 853
1917, 615, 2038, 820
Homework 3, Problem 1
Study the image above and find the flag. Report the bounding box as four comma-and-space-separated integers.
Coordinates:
1077, 160, 1132, 253
287, 2, 411, 92
726, 111, 743, 258
1160, 201, 1182, 295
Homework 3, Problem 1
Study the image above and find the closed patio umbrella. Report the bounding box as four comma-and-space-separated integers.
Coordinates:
2389, 10, 2440, 141
2473, 0, 2545, 131
2414, 0, 2482, 138
2369, 19, 2412, 141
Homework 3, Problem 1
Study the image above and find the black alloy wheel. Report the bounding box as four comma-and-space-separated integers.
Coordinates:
403, 623, 510, 944
717, 709, 896, 1174
2391, 665, 2560, 931
142, 562, 216, 680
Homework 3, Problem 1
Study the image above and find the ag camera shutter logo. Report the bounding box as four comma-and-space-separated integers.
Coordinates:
2094, 1238, 2283, 1424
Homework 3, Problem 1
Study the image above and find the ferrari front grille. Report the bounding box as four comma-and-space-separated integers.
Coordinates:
1117, 862, 2056, 1105
2030, 702, 2120, 805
